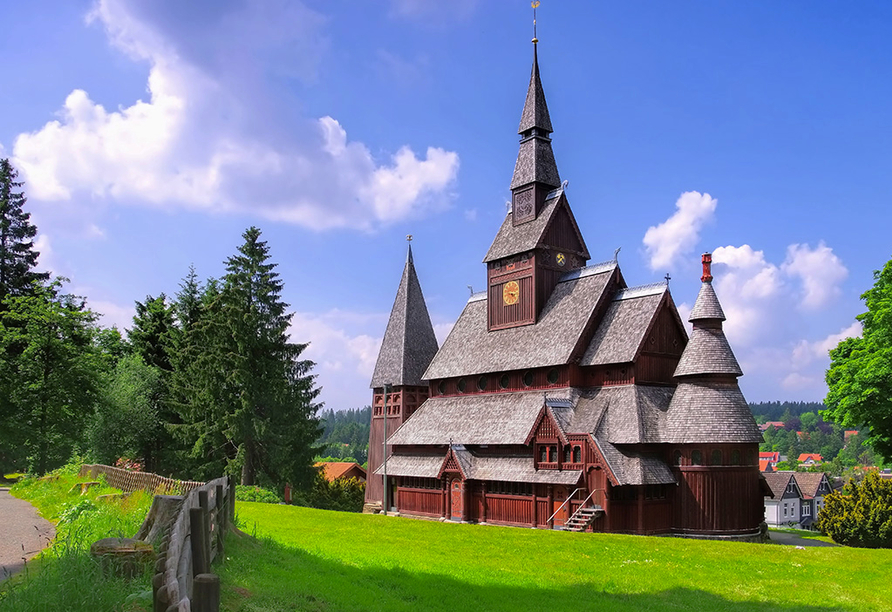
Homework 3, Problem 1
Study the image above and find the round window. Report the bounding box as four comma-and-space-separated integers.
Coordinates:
499, 374, 510, 389
437, 380, 446, 395
522, 371, 534, 387
547, 368, 559, 384
457, 378, 467, 393
477, 376, 488, 392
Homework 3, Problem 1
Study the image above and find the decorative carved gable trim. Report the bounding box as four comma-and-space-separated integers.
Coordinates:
524, 405, 568, 446
438, 448, 467, 480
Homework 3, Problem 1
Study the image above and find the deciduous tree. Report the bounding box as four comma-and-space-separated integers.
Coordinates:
825, 258, 892, 459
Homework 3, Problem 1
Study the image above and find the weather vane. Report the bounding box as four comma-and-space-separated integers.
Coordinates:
406, 234, 413, 242
532, 1, 540, 44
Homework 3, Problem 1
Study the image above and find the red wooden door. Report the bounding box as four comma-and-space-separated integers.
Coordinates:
450, 480, 463, 521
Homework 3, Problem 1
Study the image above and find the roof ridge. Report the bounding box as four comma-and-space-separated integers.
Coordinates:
558, 260, 616, 283
613, 283, 667, 301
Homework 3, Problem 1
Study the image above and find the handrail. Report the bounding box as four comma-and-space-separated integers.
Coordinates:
547, 487, 581, 524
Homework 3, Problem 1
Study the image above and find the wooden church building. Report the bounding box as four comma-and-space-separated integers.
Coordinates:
364, 39, 765, 539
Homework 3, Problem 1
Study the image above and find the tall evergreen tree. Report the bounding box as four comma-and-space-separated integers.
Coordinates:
0, 159, 48, 301
184, 228, 321, 486
129, 294, 175, 372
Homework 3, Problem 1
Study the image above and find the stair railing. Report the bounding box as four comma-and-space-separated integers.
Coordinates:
547, 488, 582, 524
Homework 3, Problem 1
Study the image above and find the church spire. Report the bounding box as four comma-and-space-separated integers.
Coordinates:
370, 239, 439, 388
510, 30, 560, 221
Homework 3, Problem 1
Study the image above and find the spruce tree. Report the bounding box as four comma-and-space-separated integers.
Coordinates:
0, 159, 48, 301
192, 227, 321, 486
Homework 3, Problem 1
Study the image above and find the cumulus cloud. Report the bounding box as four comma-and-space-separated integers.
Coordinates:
791, 321, 862, 369
12, 0, 459, 231
643, 191, 717, 271
782, 242, 848, 310
89, 299, 136, 331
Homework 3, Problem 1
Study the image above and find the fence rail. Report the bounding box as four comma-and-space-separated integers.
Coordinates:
77, 464, 205, 496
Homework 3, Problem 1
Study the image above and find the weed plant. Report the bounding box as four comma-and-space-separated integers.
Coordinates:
0, 472, 153, 611
219, 501, 892, 612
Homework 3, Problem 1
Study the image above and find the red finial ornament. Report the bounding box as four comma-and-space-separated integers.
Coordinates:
701, 253, 713, 283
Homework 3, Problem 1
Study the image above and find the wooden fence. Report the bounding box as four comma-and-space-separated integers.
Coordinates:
78, 464, 205, 496
80, 465, 234, 612
152, 475, 234, 612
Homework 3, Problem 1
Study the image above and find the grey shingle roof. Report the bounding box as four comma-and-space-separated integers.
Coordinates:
510, 136, 561, 190
580, 287, 667, 366
674, 325, 742, 377
518, 45, 553, 134
793, 472, 829, 498
377, 451, 582, 485
370, 245, 439, 388
689, 282, 726, 321
484, 189, 590, 263
387, 389, 570, 446
663, 381, 763, 443
594, 438, 677, 486
568, 385, 675, 444
423, 263, 616, 379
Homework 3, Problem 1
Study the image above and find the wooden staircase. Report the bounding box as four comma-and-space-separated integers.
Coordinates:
560, 505, 604, 532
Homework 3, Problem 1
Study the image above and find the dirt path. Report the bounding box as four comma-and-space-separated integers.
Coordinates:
0, 487, 55, 582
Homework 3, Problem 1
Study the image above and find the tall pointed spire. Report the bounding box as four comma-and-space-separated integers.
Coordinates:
518, 44, 554, 135
370, 240, 439, 388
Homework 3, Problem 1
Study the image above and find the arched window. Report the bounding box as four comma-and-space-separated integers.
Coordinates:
711, 450, 723, 466
572, 445, 582, 463
539, 446, 547, 462
673, 450, 683, 466
731, 450, 741, 465
563, 446, 571, 463
691, 450, 702, 466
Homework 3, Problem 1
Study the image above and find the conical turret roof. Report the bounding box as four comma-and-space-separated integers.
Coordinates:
518, 45, 553, 134
370, 245, 439, 388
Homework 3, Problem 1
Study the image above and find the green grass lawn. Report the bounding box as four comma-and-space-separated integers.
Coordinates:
219, 503, 892, 612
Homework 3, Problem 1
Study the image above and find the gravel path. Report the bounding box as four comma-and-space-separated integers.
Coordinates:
769, 530, 838, 547
0, 487, 55, 582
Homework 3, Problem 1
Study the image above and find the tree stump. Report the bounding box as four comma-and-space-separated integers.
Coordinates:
90, 537, 156, 578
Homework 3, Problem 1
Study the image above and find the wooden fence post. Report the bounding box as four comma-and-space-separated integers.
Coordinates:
228, 476, 237, 525
193, 573, 220, 612
189, 507, 209, 576
152, 572, 166, 612
215, 484, 225, 559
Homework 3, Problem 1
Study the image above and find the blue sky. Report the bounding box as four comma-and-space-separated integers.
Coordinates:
2, 1, 889, 412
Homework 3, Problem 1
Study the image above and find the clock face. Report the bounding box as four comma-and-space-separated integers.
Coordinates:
556, 252, 566, 267
503, 280, 520, 306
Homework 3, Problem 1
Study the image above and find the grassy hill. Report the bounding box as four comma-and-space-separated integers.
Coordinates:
220, 502, 892, 612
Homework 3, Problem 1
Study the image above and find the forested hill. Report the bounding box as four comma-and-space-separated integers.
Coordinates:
749, 401, 826, 421
317, 407, 371, 464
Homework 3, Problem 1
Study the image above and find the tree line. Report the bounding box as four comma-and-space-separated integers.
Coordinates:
317, 406, 371, 464
0, 159, 321, 490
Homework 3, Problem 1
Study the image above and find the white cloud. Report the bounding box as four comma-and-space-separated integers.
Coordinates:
433, 321, 455, 346
782, 242, 848, 310
791, 321, 861, 369
33, 234, 56, 275
12, 0, 459, 231
389, 0, 478, 21
643, 191, 717, 271
89, 299, 135, 331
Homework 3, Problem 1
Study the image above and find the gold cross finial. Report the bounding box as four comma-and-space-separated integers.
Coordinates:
532, 1, 540, 43
406, 234, 413, 242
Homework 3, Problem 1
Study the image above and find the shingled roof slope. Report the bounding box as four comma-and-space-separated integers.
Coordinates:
689, 282, 726, 321
663, 382, 763, 443
423, 263, 615, 379
594, 438, 677, 486
370, 246, 439, 388
510, 136, 561, 191
568, 385, 674, 445
581, 286, 666, 366
518, 45, 553, 134
484, 189, 589, 262
763, 471, 796, 498
793, 472, 829, 498
674, 325, 742, 377
386, 389, 572, 446
378, 452, 582, 485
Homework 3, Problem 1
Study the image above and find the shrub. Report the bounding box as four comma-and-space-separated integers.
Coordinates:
235, 485, 283, 504
817, 470, 892, 548
293, 473, 365, 512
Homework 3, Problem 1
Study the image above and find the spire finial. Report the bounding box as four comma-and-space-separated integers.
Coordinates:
701, 252, 713, 283
532, 1, 540, 44
406, 234, 413, 242
665, 273, 671, 286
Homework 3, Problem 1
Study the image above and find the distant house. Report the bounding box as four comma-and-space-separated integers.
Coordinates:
758, 459, 774, 472
844, 430, 859, 443
763, 472, 802, 527
794, 472, 833, 529
759, 451, 780, 470
759, 421, 785, 432
316, 462, 367, 483
797, 453, 823, 466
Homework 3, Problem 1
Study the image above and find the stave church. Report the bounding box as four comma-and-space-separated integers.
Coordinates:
364, 35, 766, 539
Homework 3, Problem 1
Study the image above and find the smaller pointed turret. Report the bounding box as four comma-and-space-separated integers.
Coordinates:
664, 253, 761, 443
370, 243, 439, 388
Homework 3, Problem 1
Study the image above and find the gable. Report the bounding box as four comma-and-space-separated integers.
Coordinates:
540, 197, 589, 258
524, 406, 568, 445
581, 286, 667, 366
